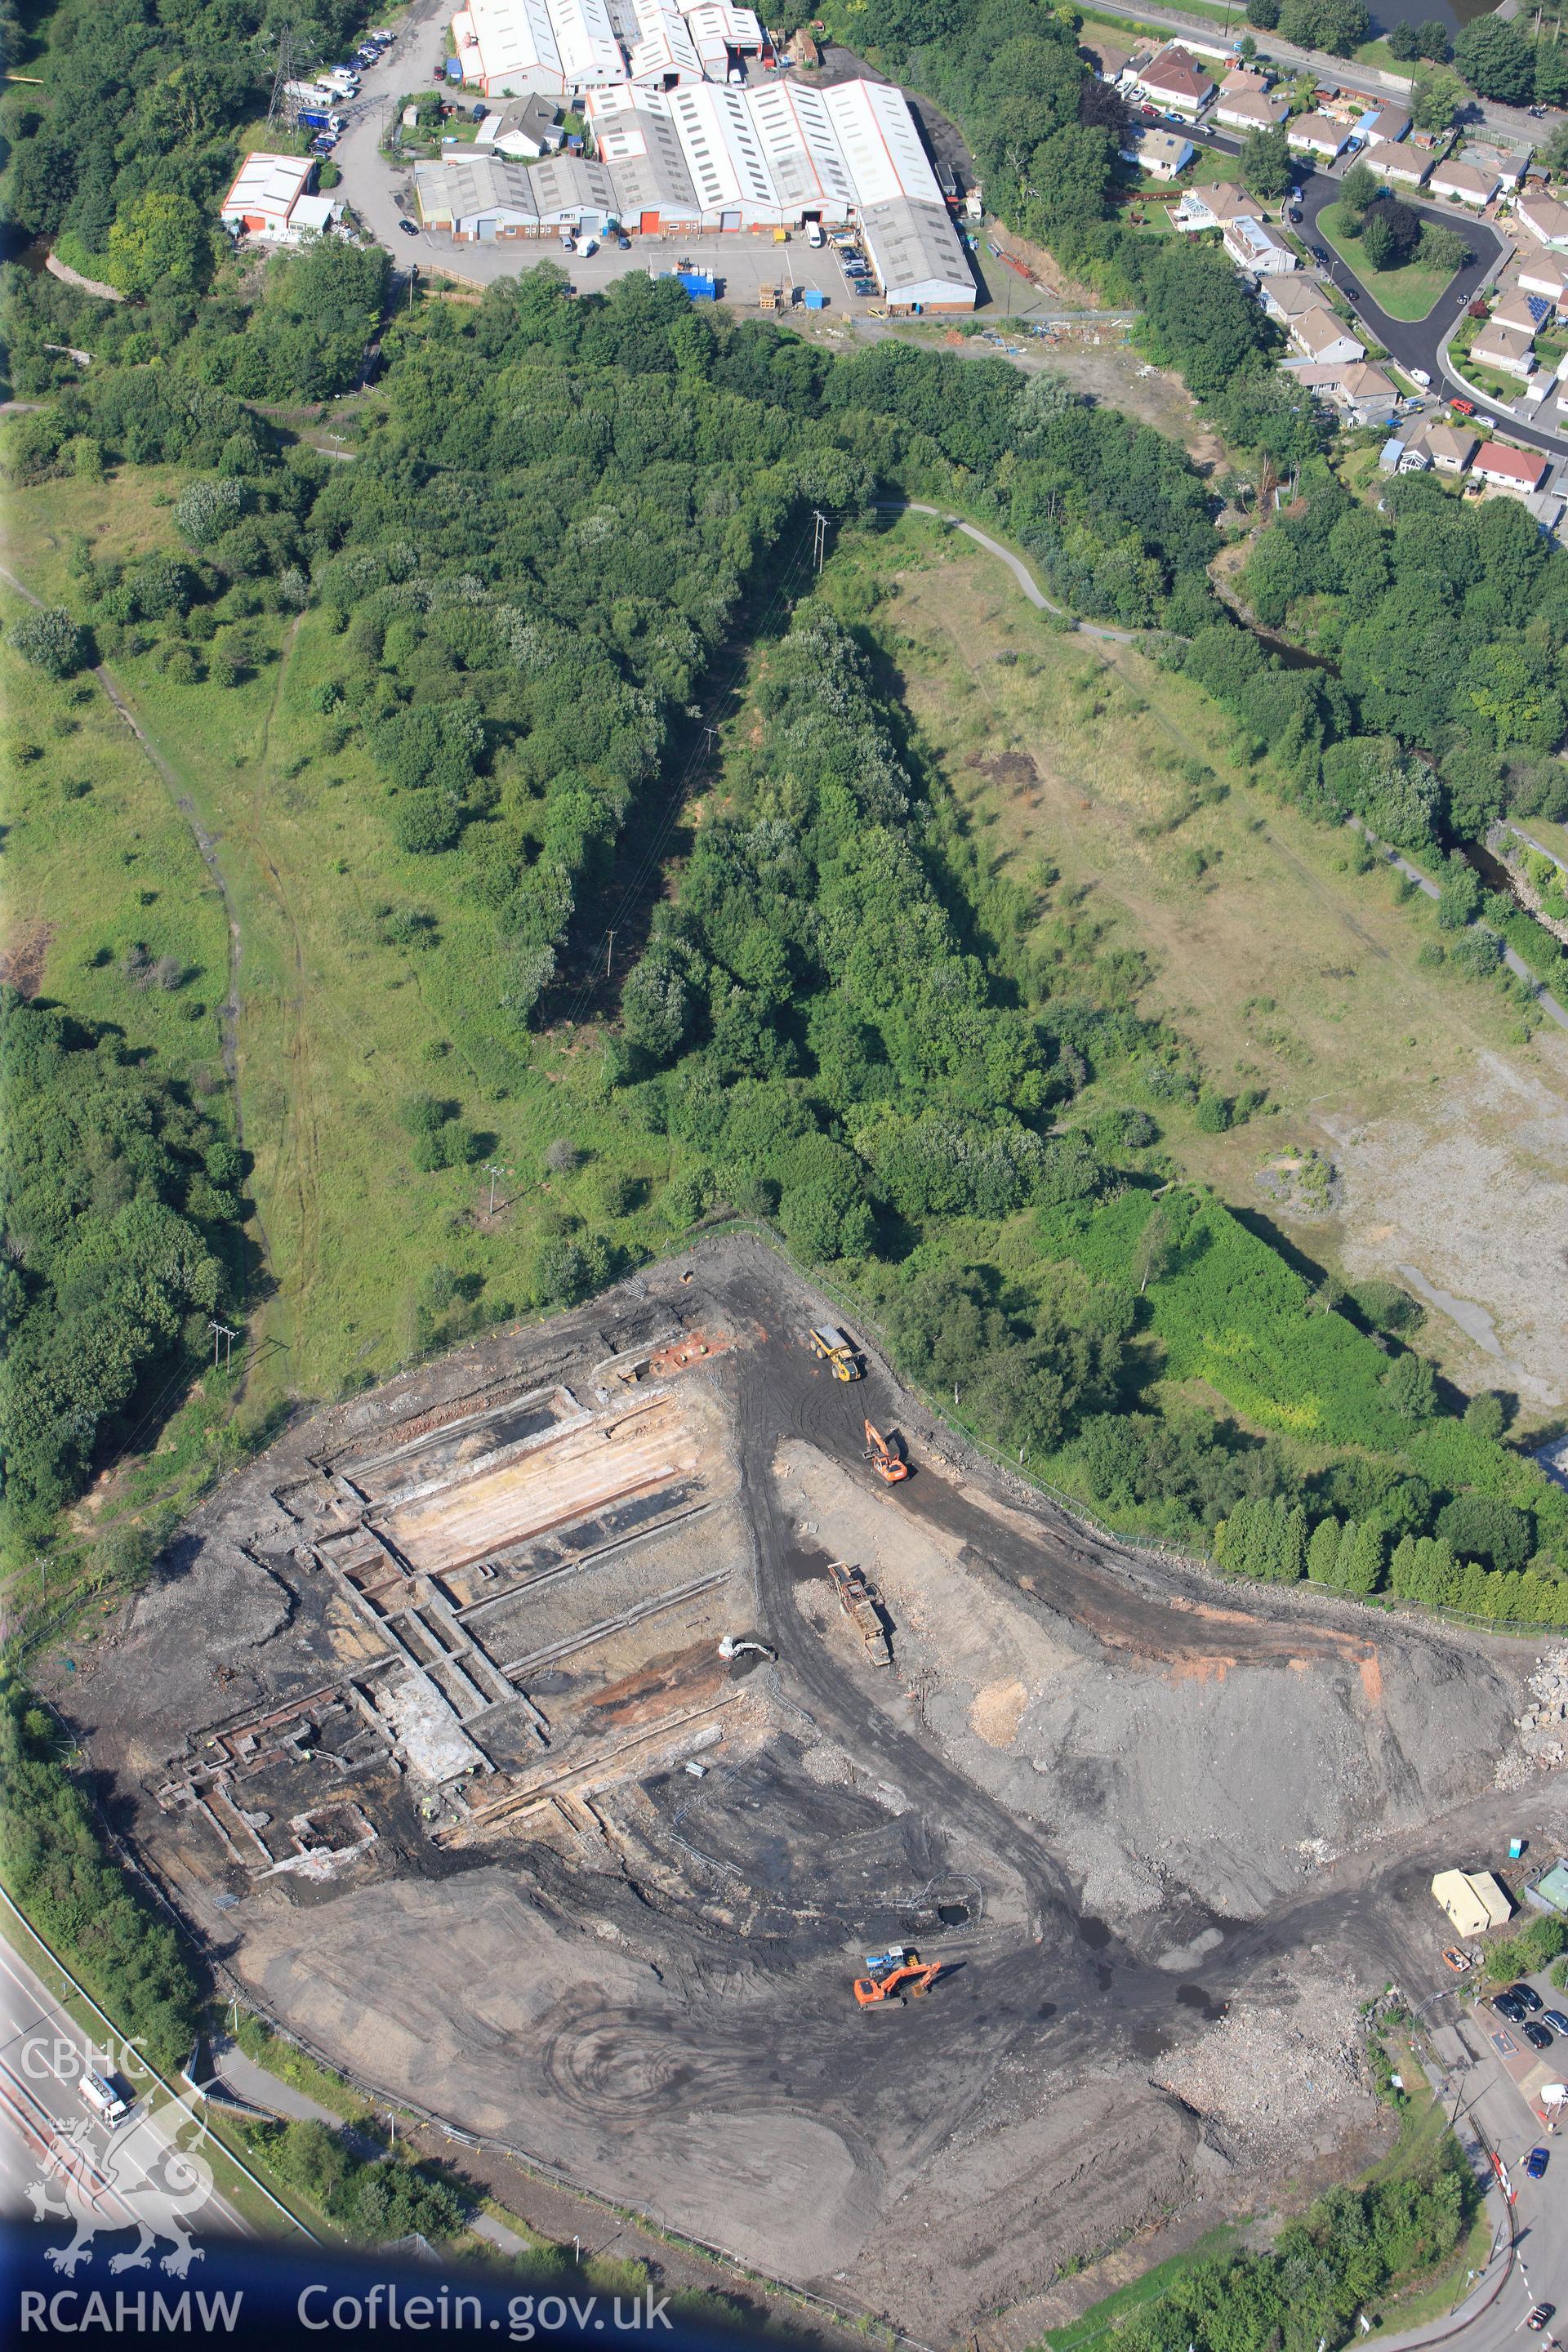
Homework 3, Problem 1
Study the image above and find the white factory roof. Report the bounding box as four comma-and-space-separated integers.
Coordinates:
545, 0, 623, 83
683, 0, 763, 69
626, 0, 705, 84
822, 77, 945, 207
746, 79, 858, 212
454, 0, 565, 91
664, 80, 782, 213
220, 149, 315, 224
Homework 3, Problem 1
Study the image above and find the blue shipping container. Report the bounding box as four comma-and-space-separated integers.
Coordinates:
677, 270, 717, 299
802, 288, 826, 310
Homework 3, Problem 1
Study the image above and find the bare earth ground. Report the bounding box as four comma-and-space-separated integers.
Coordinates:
50, 1239, 1568, 2345
875, 526, 1568, 1414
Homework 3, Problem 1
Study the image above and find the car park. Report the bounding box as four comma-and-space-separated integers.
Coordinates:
1512, 1982, 1544, 2012
1522, 2020, 1554, 2051
1526, 2145, 1551, 2179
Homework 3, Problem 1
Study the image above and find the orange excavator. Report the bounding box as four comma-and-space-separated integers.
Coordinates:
863, 1419, 910, 1484
853, 1948, 942, 2007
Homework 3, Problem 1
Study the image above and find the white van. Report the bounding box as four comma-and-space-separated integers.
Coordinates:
805, 222, 824, 248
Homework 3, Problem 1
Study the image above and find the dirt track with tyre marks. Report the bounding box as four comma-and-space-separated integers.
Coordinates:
61, 1236, 1568, 2344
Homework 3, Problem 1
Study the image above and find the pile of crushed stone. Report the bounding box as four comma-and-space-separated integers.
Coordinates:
1149, 1972, 1375, 2165
1496, 1649, 1568, 1789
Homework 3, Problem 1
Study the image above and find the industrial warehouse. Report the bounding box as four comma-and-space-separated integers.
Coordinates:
416, 0, 976, 309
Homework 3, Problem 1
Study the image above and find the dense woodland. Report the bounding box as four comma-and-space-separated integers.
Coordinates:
0, 991, 240, 1537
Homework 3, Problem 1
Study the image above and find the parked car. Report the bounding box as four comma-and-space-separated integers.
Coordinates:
1526, 2145, 1550, 2179
1409, 368, 1432, 388
1450, 396, 1475, 416
616, 232, 630, 248
1494, 1993, 1527, 2022
1543, 2009, 1568, 2033
1512, 1982, 1544, 2013
1522, 2020, 1554, 2051
559, 230, 577, 251
399, 216, 420, 236
580, 234, 599, 256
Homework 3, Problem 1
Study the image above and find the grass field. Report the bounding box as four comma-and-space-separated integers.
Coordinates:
847, 512, 1568, 1410
1317, 201, 1460, 322
0, 474, 709, 1418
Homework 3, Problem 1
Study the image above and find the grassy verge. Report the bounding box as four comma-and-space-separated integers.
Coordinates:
1317, 201, 1460, 322
1041, 2227, 1244, 2350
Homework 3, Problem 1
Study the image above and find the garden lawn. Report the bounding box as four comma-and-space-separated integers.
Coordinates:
1317, 200, 1461, 322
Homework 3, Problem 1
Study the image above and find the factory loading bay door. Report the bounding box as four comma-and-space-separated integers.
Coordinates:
720, 209, 740, 230
640, 211, 660, 232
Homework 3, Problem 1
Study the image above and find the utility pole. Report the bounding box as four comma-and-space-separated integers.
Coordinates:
483, 1161, 510, 1217
408, 262, 418, 311
604, 930, 616, 978
812, 508, 829, 572
209, 1321, 237, 1369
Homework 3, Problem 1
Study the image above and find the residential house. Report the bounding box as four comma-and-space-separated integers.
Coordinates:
1470, 320, 1537, 378
1361, 102, 1411, 143
1172, 180, 1263, 232
1287, 304, 1365, 364
1462, 140, 1527, 190
218, 151, 318, 243
477, 92, 566, 154
1517, 253, 1568, 308
1258, 272, 1334, 323
1222, 214, 1297, 274
1490, 289, 1552, 338
1361, 138, 1428, 187
1295, 359, 1399, 427
1420, 422, 1480, 472
1286, 111, 1350, 162
1132, 44, 1215, 119
1216, 86, 1289, 131
1515, 190, 1568, 249
1428, 158, 1499, 207
1081, 33, 1137, 82
1471, 439, 1549, 496
1556, 349, 1568, 412
1120, 127, 1196, 181
1379, 431, 1427, 473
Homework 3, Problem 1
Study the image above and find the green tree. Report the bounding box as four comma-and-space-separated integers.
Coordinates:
1383, 1351, 1437, 1420
1418, 220, 1471, 274
1277, 0, 1370, 55
1410, 65, 1465, 131
1339, 159, 1381, 220
1241, 122, 1292, 200
1308, 1513, 1343, 1584
1454, 16, 1534, 101
106, 190, 211, 297
1415, 18, 1450, 58
1436, 857, 1481, 931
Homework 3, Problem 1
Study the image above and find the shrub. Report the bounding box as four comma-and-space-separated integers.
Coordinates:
10, 605, 85, 677
389, 789, 461, 855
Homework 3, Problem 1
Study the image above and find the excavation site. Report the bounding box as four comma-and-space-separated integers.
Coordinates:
61, 1236, 1568, 2340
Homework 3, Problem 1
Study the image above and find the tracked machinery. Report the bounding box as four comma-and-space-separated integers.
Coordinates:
853, 1946, 943, 2007
863, 1419, 910, 1483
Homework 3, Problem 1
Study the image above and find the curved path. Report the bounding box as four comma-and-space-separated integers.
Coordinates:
871, 498, 1139, 642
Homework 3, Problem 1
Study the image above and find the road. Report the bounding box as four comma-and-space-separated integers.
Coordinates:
0, 1929, 245, 2264
1169, 115, 1568, 459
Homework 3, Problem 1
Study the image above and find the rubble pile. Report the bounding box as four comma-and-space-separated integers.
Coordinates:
1148, 1971, 1374, 2165
1496, 1649, 1568, 1789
